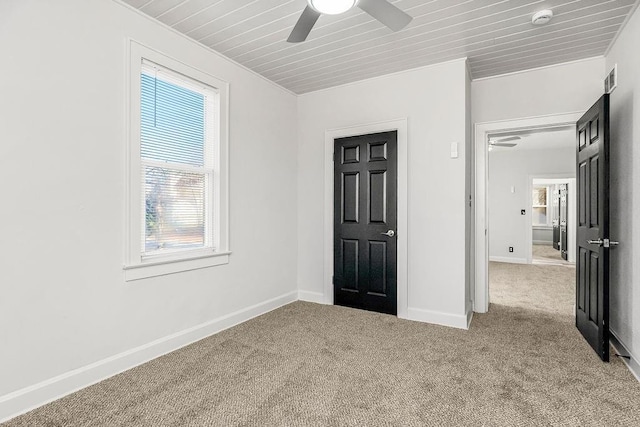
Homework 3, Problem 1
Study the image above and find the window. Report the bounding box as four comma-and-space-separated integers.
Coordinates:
532, 185, 550, 226
125, 42, 229, 281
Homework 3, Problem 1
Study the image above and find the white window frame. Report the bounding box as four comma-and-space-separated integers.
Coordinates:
124, 41, 230, 281
532, 185, 551, 227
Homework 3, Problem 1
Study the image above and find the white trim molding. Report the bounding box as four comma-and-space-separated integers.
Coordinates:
0, 291, 298, 423
474, 112, 584, 313
407, 307, 470, 330
323, 118, 409, 319
297, 290, 325, 304
489, 256, 528, 264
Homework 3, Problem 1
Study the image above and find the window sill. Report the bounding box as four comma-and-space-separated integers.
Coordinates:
123, 251, 231, 281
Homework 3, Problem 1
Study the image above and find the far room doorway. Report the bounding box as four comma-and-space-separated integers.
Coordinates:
486, 125, 576, 314
531, 177, 576, 266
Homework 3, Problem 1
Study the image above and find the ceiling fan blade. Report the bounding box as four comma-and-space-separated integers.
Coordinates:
358, 0, 413, 32
287, 6, 321, 43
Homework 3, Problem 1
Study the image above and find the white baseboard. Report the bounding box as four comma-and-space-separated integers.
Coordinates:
0, 290, 298, 423
610, 329, 640, 383
297, 290, 326, 304
489, 256, 528, 264
407, 307, 469, 330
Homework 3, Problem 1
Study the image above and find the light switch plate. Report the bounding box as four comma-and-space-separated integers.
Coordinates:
450, 142, 458, 158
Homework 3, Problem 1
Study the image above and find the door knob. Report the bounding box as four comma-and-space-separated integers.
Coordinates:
381, 230, 395, 237
588, 238, 620, 248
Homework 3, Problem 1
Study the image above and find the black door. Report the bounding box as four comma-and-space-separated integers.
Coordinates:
552, 187, 560, 250
576, 94, 610, 361
334, 131, 397, 315
559, 184, 568, 260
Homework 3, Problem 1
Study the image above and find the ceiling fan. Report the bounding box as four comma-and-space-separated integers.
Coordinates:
288, 0, 413, 43
489, 136, 521, 148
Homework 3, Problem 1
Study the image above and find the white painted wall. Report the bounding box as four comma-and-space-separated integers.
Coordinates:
297, 59, 470, 328
472, 57, 605, 124
488, 148, 575, 262
606, 5, 640, 374
533, 226, 553, 244
0, 0, 297, 413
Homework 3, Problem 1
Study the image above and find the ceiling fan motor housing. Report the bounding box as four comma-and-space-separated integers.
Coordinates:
308, 0, 358, 15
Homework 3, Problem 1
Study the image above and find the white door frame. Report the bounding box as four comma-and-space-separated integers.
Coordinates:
474, 112, 583, 313
324, 118, 409, 319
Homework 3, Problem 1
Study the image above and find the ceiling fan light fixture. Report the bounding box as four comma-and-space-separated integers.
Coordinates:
308, 0, 358, 15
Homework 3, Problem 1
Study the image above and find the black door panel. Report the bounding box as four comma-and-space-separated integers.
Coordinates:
576, 95, 610, 362
553, 187, 560, 250
334, 131, 397, 315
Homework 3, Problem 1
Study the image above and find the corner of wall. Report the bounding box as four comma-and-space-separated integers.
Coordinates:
610, 330, 640, 382
297, 290, 325, 304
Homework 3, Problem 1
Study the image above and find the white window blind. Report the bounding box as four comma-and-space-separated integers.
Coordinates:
140, 61, 219, 256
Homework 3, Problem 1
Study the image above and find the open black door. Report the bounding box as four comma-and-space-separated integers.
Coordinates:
576, 94, 612, 361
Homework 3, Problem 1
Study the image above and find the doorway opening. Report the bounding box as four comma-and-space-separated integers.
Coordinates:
474, 112, 583, 313
485, 124, 577, 315
476, 98, 612, 362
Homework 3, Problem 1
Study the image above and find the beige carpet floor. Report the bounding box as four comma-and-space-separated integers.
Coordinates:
5, 263, 640, 426
532, 244, 573, 266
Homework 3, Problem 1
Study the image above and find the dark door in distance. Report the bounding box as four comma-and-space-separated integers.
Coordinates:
559, 184, 568, 260
576, 94, 611, 362
334, 131, 397, 315
552, 187, 560, 250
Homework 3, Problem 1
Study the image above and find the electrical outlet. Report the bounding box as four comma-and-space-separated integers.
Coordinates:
509, 247, 514, 253
521, 209, 526, 215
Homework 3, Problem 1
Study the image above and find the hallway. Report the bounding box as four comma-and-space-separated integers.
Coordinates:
489, 261, 574, 314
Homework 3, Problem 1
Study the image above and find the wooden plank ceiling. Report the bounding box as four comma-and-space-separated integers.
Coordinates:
123, 0, 636, 93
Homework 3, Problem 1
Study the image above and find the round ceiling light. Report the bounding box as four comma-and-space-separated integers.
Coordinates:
308, 0, 358, 15
532, 9, 553, 25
